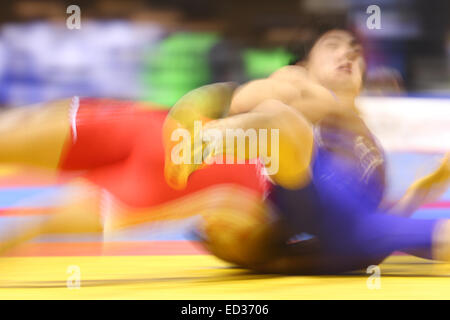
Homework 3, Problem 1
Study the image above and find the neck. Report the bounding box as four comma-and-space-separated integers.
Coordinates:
331, 89, 359, 114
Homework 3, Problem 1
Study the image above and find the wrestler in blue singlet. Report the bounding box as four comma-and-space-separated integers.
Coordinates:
268, 113, 438, 272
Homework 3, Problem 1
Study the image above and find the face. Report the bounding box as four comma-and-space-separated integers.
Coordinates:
305, 30, 365, 95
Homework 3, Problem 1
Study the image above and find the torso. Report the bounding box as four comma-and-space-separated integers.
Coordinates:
249, 66, 387, 232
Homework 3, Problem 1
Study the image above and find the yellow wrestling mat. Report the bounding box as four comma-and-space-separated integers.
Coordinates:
0, 254, 449, 299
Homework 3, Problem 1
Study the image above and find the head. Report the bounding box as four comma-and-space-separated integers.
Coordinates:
291, 29, 365, 96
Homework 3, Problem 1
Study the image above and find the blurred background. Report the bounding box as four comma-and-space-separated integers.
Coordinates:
0, 0, 448, 107
0, 0, 449, 257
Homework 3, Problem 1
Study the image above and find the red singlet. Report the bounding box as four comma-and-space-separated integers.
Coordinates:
58, 98, 269, 208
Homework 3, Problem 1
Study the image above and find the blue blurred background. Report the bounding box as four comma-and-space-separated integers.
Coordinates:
0, 0, 447, 108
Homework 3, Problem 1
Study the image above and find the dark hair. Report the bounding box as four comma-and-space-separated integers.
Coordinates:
287, 21, 360, 65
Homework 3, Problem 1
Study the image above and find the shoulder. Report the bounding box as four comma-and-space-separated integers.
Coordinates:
230, 77, 300, 114
269, 65, 309, 84
240, 66, 309, 98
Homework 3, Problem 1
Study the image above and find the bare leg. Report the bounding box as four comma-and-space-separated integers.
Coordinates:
196, 191, 290, 267
433, 220, 450, 261
0, 180, 271, 255
388, 153, 450, 217
194, 195, 353, 274
204, 99, 314, 190
200, 210, 450, 275
164, 87, 315, 191
0, 98, 73, 169
0, 179, 103, 255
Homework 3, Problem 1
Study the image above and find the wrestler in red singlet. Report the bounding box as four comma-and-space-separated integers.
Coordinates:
0, 93, 273, 255
58, 97, 269, 209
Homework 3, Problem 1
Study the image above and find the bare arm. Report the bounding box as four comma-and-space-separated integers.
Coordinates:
163, 81, 313, 190
204, 99, 314, 190
386, 153, 450, 217
230, 66, 351, 124
229, 78, 300, 115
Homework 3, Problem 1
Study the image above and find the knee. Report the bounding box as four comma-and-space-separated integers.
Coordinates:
253, 101, 314, 190
198, 208, 279, 267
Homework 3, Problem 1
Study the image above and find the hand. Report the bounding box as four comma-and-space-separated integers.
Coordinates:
408, 152, 450, 205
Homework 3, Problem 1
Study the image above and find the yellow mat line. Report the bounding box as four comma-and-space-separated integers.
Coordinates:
0, 255, 449, 299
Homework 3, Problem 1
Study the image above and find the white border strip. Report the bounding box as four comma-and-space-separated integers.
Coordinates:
69, 96, 80, 143
357, 96, 450, 152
